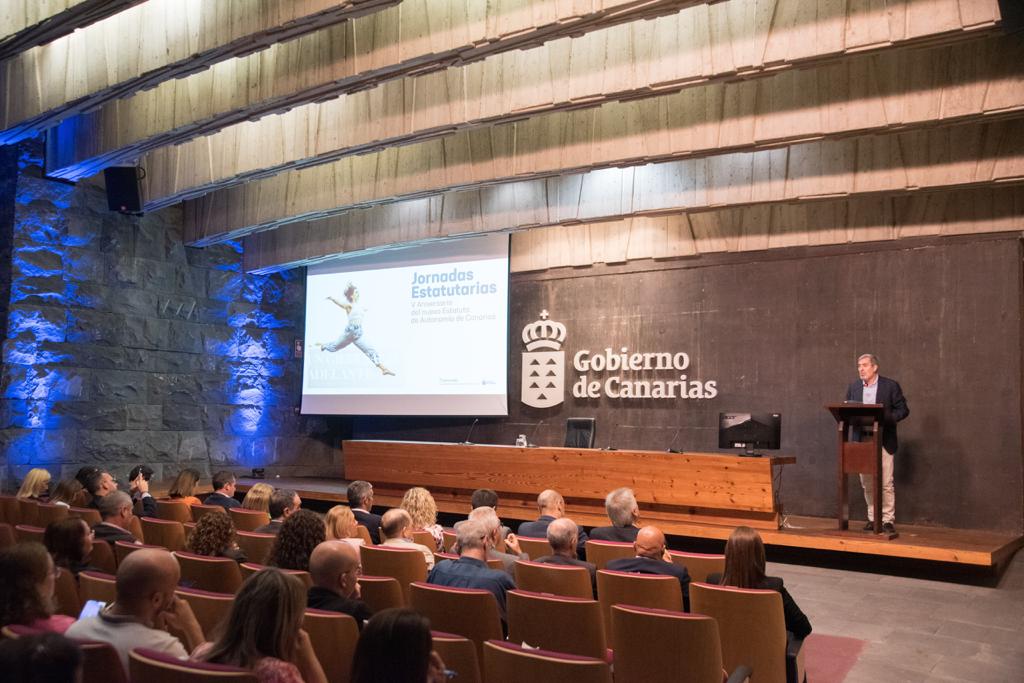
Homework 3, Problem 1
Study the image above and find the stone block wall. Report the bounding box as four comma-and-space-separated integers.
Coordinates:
0, 142, 339, 491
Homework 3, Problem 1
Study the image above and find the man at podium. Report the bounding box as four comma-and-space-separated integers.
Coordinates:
845, 353, 909, 533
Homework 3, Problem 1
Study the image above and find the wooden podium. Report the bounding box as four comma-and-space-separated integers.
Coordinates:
827, 403, 897, 539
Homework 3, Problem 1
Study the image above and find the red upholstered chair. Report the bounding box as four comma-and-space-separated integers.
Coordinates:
127, 515, 145, 544
190, 504, 226, 523
3, 625, 127, 683
16, 498, 39, 526
0, 495, 19, 524
303, 609, 360, 683
53, 565, 82, 617
353, 524, 374, 546
595, 569, 683, 642
0, 522, 15, 549
506, 589, 608, 660
411, 529, 439, 550
584, 539, 635, 569
669, 550, 725, 583
516, 535, 553, 560
79, 570, 118, 604
36, 502, 69, 526
483, 640, 612, 683
140, 517, 187, 551
173, 551, 243, 593
175, 587, 234, 639
155, 500, 192, 524
229, 507, 270, 532
361, 545, 428, 603
130, 648, 256, 682
442, 529, 457, 552
234, 530, 275, 565
239, 562, 313, 588
357, 574, 406, 611
409, 582, 503, 660
115, 540, 163, 565
88, 538, 117, 574
611, 604, 752, 683
69, 506, 101, 526
514, 559, 593, 598
431, 631, 481, 683
14, 523, 45, 544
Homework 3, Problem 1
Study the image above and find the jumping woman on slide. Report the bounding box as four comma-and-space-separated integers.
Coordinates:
316, 283, 395, 376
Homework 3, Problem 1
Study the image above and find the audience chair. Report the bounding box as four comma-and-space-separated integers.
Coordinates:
691, 582, 798, 683
16, 498, 39, 526
507, 589, 608, 660
174, 551, 243, 593
442, 529, 457, 552
229, 507, 270, 532
4, 625, 128, 683
584, 539, 635, 569
239, 562, 313, 588
596, 569, 683, 642
409, 582, 503, 660
140, 517, 186, 551
14, 523, 45, 544
514, 559, 593, 599
36, 502, 69, 526
412, 529, 439, 550
516, 536, 553, 560
88, 538, 117, 573
0, 495, 18, 524
483, 640, 611, 683
155, 500, 192, 524
234, 530, 275, 565
431, 631, 481, 683
0, 522, 15, 549
183, 520, 196, 541
115, 540, 163, 565
669, 551, 726, 584
303, 609, 359, 683
54, 565, 82, 617
357, 574, 405, 610
79, 570, 118, 604
361, 545, 428, 603
564, 417, 597, 449
190, 504, 226, 523
611, 604, 752, 683
353, 524, 374, 545
129, 648, 256, 682
127, 514, 145, 543
175, 587, 234, 639
69, 506, 101, 526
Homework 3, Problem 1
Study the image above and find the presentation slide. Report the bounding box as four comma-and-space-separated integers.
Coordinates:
301, 234, 510, 416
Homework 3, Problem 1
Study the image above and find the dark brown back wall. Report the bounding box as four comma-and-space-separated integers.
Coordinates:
358, 234, 1024, 533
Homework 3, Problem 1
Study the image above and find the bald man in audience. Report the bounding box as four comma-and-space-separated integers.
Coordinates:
427, 520, 516, 624
468, 506, 527, 576
606, 526, 691, 610
533, 517, 598, 597
589, 487, 641, 542
92, 491, 141, 546
518, 489, 588, 559
66, 548, 205, 672
379, 508, 435, 570
307, 540, 374, 629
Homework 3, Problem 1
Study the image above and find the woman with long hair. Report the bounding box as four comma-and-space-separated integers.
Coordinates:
17, 468, 52, 501
168, 468, 203, 507
268, 510, 325, 571
351, 608, 447, 683
324, 505, 364, 548
196, 569, 326, 683
0, 542, 75, 634
400, 487, 443, 550
49, 479, 85, 508
44, 518, 95, 576
186, 511, 247, 562
242, 482, 274, 513
707, 526, 812, 640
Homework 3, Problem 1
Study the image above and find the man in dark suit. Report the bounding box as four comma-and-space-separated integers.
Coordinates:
203, 471, 241, 510
606, 526, 690, 610
254, 488, 301, 535
91, 491, 140, 546
846, 353, 909, 533
518, 489, 588, 559
534, 517, 597, 597
347, 480, 382, 544
589, 487, 641, 542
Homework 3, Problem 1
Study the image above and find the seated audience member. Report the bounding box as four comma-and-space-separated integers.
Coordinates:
351, 608, 447, 683
255, 488, 301, 535
186, 511, 247, 562
269, 509, 326, 572
0, 632, 82, 682
48, 479, 85, 508
606, 526, 690, 610
454, 488, 511, 539
347, 480, 382, 544
66, 548, 205, 671
401, 486, 443, 550
167, 468, 203, 507
0, 542, 76, 634
196, 569, 327, 683
467, 506, 526, 576
534, 517, 597, 597
707, 526, 812, 641
517, 489, 588, 559
242, 482, 274, 513
45, 518, 96, 576
92, 491, 141, 546
325, 505, 365, 548
379, 509, 435, 570
74, 466, 101, 506
426, 520, 515, 623
127, 466, 157, 518
16, 468, 52, 501
204, 470, 241, 510
307, 540, 373, 628
589, 487, 641, 542
84, 470, 118, 509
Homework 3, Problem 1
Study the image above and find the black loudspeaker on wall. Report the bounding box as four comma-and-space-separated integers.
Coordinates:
103, 166, 145, 214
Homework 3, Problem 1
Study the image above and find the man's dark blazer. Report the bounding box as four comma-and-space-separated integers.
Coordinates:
845, 375, 909, 455
354, 509, 383, 544
307, 587, 373, 630
253, 520, 283, 535
589, 525, 639, 543
517, 515, 589, 559
534, 554, 598, 597
203, 491, 241, 510
606, 556, 691, 611
92, 522, 137, 546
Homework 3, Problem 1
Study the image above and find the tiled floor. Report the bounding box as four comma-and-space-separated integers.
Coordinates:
773, 549, 1024, 682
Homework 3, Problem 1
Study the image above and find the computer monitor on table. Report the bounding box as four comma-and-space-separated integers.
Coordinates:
718, 412, 781, 457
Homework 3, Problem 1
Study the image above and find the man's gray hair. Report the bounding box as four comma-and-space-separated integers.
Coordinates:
547, 517, 578, 552
605, 487, 637, 527
455, 520, 488, 552
346, 480, 373, 507
468, 506, 500, 536
858, 353, 879, 366
97, 490, 132, 519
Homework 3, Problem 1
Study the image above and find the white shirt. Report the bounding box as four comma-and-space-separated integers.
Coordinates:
65, 608, 188, 673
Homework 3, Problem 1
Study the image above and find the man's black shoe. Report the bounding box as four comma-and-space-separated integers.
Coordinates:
882, 522, 896, 534
863, 521, 874, 531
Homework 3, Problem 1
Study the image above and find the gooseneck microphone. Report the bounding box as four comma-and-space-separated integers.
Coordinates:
666, 427, 683, 453
462, 418, 479, 445
527, 419, 544, 447
602, 423, 619, 451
